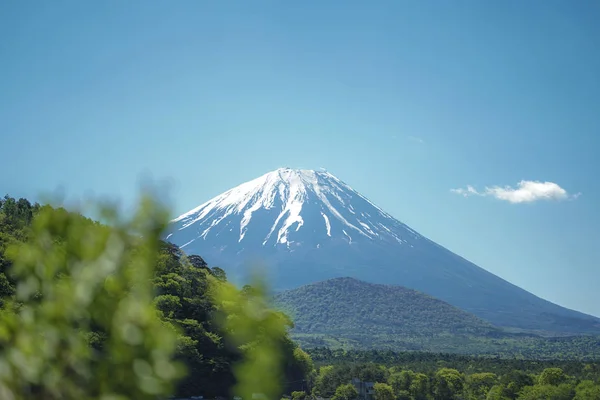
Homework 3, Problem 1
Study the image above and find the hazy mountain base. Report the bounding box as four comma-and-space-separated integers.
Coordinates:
292, 333, 600, 361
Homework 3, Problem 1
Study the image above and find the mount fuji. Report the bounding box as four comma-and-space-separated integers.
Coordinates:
165, 168, 600, 334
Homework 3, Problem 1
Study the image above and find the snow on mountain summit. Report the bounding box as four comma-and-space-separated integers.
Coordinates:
167, 168, 422, 251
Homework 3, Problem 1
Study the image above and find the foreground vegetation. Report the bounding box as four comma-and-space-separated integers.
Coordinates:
1, 194, 600, 400
0, 194, 311, 399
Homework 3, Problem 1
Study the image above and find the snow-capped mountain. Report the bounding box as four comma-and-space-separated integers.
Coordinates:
166, 168, 600, 334
169, 168, 421, 250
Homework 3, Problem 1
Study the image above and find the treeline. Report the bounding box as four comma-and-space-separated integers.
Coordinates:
0, 195, 312, 398
295, 333, 600, 361
290, 332, 600, 362
307, 348, 600, 377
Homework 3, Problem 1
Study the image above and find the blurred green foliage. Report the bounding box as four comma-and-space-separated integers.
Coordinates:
211, 272, 289, 400
0, 194, 313, 400
0, 194, 182, 399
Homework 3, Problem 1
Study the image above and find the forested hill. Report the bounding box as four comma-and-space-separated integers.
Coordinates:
273, 277, 600, 359
274, 277, 496, 336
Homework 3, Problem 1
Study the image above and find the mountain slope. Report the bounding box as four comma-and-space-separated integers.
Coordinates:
274, 277, 496, 336
166, 168, 600, 334
272, 278, 600, 357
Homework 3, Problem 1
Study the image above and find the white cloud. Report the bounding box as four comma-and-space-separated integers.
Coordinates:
450, 185, 479, 197
451, 180, 580, 204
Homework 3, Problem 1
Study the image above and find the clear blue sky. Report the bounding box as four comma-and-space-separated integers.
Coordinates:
2, 1, 599, 316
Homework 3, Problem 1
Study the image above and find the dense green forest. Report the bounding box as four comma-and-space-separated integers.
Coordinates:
304, 349, 600, 399
1, 194, 600, 400
274, 278, 600, 360
304, 358, 600, 400
308, 348, 600, 377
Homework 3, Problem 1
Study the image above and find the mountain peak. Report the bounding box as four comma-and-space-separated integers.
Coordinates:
169, 168, 420, 249
173, 167, 332, 222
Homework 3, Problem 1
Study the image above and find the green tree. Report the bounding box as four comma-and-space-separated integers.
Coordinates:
486, 385, 510, 400
374, 382, 394, 400
409, 373, 429, 400
390, 370, 415, 394
499, 371, 533, 400
389, 372, 403, 395
397, 390, 412, 400
433, 368, 464, 400
210, 271, 293, 400
518, 383, 574, 400
466, 372, 498, 399
288, 347, 315, 392
154, 293, 183, 319
211, 266, 227, 281
332, 384, 359, 400
575, 380, 600, 400
353, 363, 388, 383
313, 365, 337, 397
186, 254, 209, 270
538, 368, 567, 386
292, 391, 307, 400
